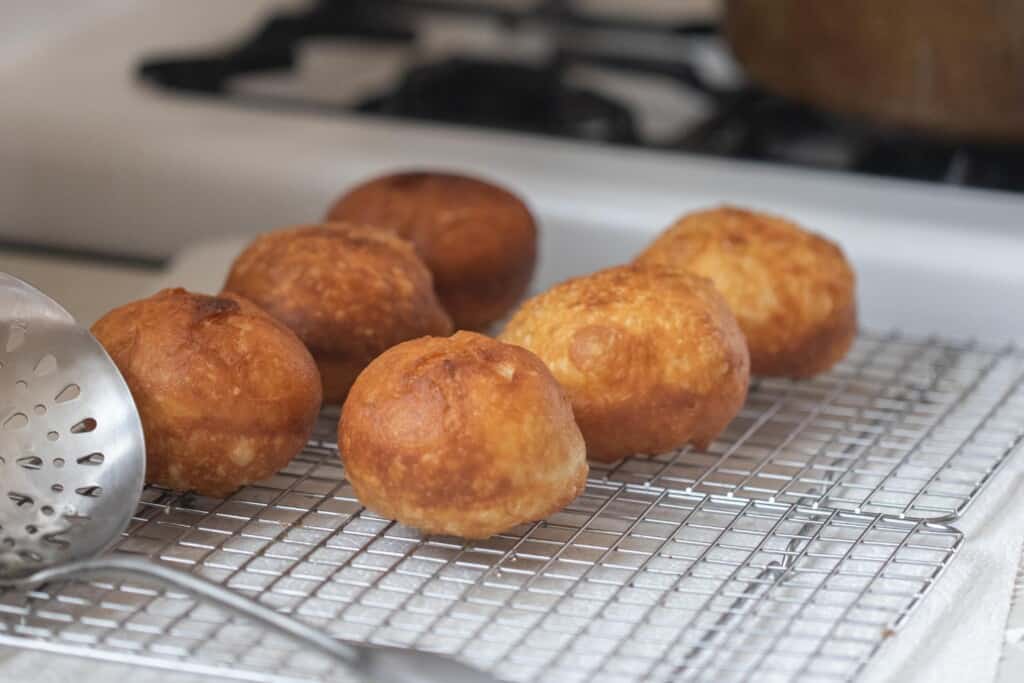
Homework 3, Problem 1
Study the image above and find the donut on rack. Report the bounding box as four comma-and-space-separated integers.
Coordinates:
635, 206, 857, 377
91, 288, 322, 497
499, 265, 750, 462
339, 331, 588, 538
326, 170, 538, 331
223, 222, 453, 403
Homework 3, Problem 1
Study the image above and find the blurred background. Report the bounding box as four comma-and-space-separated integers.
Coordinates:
1, 0, 1023, 324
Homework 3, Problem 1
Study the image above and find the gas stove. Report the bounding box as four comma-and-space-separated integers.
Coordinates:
137, 0, 1024, 192
0, 0, 1022, 344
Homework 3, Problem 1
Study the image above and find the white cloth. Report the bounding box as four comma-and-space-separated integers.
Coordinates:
861, 447, 1024, 683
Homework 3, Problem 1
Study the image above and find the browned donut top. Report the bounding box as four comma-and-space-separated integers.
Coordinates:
91, 287, 322, 433
223, 223, 452, 357
325, 171, 537, 291
340, 331, 585, 515
635, 206, 856, 372
501, 265, 749, 402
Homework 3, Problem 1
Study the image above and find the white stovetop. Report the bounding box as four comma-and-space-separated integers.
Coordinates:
2, 0, 1023, 343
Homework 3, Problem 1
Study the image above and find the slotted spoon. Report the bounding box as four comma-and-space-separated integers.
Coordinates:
0, 272, 492, 683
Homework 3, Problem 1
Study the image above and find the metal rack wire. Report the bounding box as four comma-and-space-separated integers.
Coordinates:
592, 333, 1024, 520
0, 332, 1020, 682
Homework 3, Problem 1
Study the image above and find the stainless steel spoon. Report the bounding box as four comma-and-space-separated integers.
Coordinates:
0, 272, 494, 683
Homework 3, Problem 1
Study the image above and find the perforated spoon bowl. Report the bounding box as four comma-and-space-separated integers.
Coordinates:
0, 273, 493, 683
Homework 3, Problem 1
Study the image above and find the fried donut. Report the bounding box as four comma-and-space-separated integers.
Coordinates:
339, 331, 587, 539
325, 171, 538, 330
499, 265, 749, 462
223, 223, 453, 403
91, 288, 321, 497
635, 206, 857, 377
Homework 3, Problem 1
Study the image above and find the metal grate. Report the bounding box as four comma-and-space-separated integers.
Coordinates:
592, 333, 1024, 520
0, 333, 1020, 682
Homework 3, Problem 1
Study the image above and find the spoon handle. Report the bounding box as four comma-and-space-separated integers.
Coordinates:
16, 555, 497, 682
22, 554, 362, 665
12, 557, 499, 683
13, 556, 498, 682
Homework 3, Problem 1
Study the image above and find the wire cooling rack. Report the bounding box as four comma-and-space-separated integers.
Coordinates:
592, 333, 1024, 521
0, 332, 1020, 683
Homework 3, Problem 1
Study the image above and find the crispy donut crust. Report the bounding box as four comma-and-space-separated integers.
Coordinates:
499, 265, 750, 462
339, 331, 588, 539
325, 171, 538, 330
223, 223, 453, 403
91, 288, 322, 497
635, 206, 857, 377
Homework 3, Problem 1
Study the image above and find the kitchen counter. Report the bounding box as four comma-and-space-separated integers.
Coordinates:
0, 248, 159, 326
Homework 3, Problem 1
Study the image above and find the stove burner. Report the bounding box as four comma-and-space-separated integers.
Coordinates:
139, 2, 414, 94
136, 0, 1024, 194
680, 89, 1024, 191
855, 141, 1024, 188
357, 58, 639, 144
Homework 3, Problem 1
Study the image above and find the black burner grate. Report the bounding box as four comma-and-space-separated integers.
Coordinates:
356, 57, 640, 144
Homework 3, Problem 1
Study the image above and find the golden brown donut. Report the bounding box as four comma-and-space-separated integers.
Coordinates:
223, 223, 453, 404
91, 288, 321, 497
635, 206, 857, 377
325, 171, 538, 330
339, 331, 587, 539
499, 265, 749, 462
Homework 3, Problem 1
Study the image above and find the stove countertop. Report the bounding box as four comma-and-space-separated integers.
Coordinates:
0, 248, 158, 325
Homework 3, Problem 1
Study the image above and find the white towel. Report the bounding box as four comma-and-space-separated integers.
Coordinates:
861, 449, 1024, 683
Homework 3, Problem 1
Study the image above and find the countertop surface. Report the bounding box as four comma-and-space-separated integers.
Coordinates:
0, 249, 159, 326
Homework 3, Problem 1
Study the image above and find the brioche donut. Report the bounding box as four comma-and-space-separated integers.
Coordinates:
499, 265, 749, 462
325, 171, 538, 330
223, 223, 453, 403
339, 331, 587, 539
91, 288, 321, 497
635, 206, 857, 377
